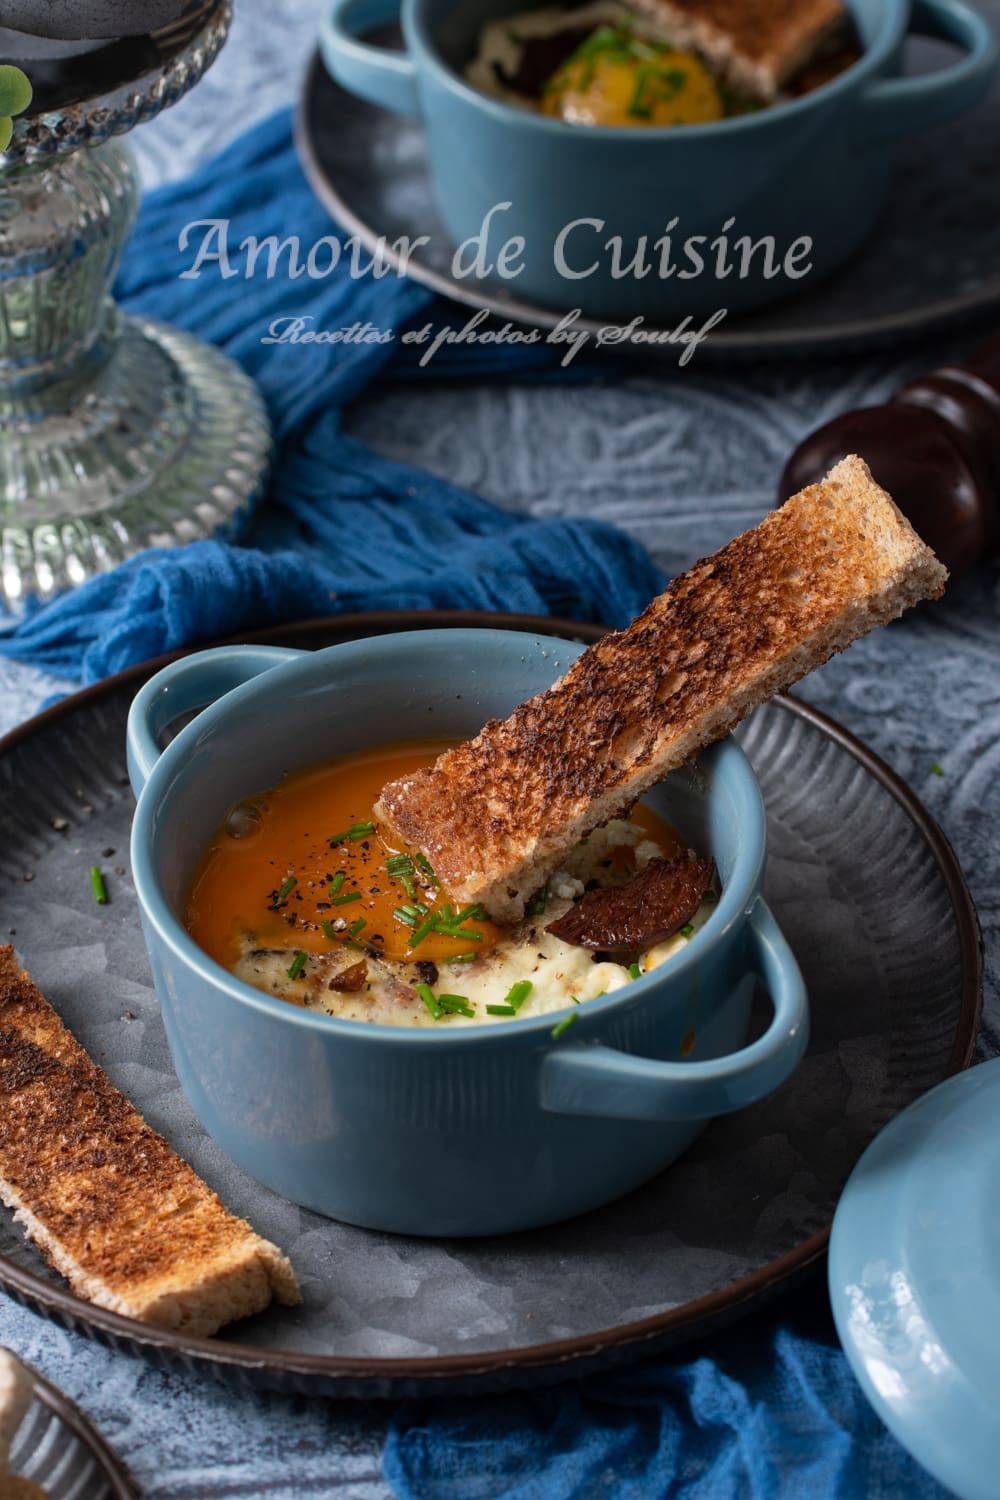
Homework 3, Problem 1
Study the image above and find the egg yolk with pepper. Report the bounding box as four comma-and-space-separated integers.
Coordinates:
185, 738, 680, 974
542, 26, 723, 126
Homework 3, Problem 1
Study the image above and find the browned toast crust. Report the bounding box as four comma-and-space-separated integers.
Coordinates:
630, 0, 846, 97
0, 948, 300, 1336
376, 457, 947, 922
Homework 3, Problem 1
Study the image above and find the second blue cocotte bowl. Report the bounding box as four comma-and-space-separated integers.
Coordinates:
319, 0, 996, 321
128, 629, 808, 1237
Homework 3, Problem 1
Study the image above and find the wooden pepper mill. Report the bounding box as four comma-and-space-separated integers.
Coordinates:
780, 333, 1000, 580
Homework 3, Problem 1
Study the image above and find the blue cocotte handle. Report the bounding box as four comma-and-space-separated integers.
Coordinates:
855, 0, 997, 144
540, 900, 808, 1122
127, 646, 305, 796
320, 0, 420, 116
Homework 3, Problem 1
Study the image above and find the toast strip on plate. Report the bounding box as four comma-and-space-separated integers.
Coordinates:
376, 456, 947, 923
0, 948, 300, 1338
629, 0, 847, 98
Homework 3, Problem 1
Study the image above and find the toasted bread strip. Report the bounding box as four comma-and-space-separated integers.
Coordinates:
376, 457, 946, 923
629, 0, 846, 99
0, 949, 300, 1338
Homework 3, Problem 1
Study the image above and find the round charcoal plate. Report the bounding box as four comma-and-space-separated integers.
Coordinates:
295, 22, 1000, 363
7, 1361, 137, 1497
0, 611, 982, 1398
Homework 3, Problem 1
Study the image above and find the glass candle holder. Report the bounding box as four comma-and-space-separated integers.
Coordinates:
0, 1, 271, 616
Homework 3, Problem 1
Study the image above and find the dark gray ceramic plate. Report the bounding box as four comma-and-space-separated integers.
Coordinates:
6, 1361, 137, 1498
0, 611, 981, 1398
296, 16, 1000, 362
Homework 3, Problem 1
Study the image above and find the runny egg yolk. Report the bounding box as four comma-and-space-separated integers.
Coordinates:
184, 738, 680, 975
542, 29, 723, 127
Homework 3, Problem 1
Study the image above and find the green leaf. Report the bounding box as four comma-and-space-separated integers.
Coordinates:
0, 66, 32, 119
0, 118, 11, 154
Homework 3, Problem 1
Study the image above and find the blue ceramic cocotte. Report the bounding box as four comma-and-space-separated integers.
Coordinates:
128, 630, 808, 1236
320, 0, 996, 321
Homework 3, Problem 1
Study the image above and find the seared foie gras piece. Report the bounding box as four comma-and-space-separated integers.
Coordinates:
546, 853, 713, 958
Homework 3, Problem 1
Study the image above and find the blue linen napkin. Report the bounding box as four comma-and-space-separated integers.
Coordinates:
384, 1278, 947, 1499
0, 109, 660, 679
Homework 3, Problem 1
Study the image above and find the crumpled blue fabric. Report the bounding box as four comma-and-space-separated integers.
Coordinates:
384, 1281, 947, 1499
0, 109, 660, 678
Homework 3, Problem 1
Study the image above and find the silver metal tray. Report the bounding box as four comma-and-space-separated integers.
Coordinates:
0, 611, 981, 1396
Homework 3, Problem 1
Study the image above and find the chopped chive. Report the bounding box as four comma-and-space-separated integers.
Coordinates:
438, 994, 475, 1016
386, 853, 416, 899
287, 951, 306, 980
398, 902, 427, 920
486, 1004, 517, 1016
333, 890, 362, 906
627, 66, 652, 117
321, 919, 337, 941
415, 853, 440, 886
330, 821, 375, 847
454, 903, 487, 923
628, 962, 642, 980
703, 889, 717, 904
394, 907, 419, 928
504, 980, 533, 1012
447, 953, 478, 964
680, 923, 694, 938
450, 928, 483, 943
90, 866, 107, 905
277, 875, 297, 900
349, 917, 367, 936
342, 937, 366, 951
551, 1012, 578, 1040
329, 872, 345, 898
408, 913, 440, 948
528, 885, 548, 917
930, 761, 945, 777
417, 982, 443, 1019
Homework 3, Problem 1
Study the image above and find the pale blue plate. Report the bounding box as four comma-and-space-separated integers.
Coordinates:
829, 1059, 1000, 1500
